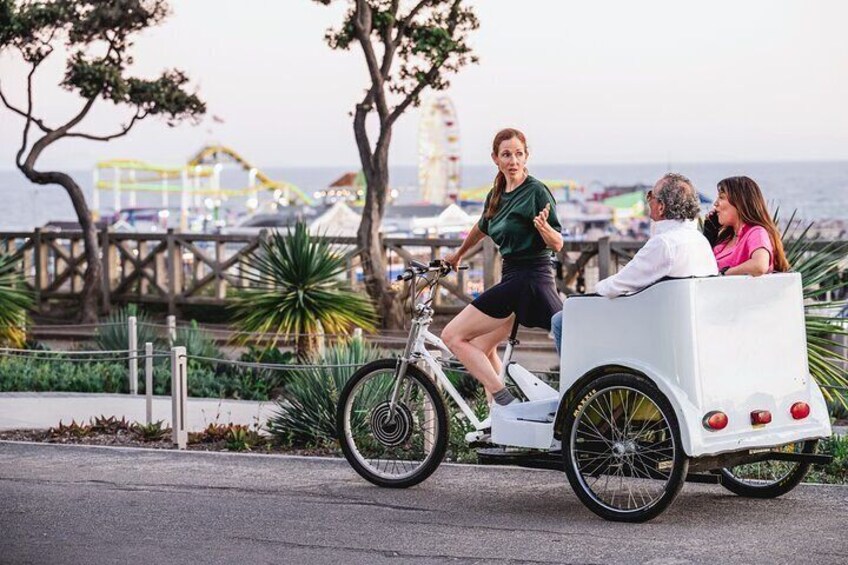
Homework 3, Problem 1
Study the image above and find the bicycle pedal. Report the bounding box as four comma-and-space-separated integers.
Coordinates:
465, 429, 491, 443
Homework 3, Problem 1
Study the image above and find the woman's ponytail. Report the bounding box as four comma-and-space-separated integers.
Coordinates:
485, 171, 506, 219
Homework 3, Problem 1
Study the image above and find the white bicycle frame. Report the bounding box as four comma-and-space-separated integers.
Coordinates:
389, 267, 559, 433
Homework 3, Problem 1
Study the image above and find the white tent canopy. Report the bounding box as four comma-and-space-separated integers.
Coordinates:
309, 201, 361, 237
409, 203, 476, 233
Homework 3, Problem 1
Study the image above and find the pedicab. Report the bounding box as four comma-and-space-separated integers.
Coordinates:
336, 261, 833, 522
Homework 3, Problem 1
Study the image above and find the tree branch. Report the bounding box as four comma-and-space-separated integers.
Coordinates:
352, 0, 389, 120
0, 85, 53, 134
66, 110, 148, 141
386, 0, 464, 128
56, 95, 97, 134
378, 0, 400, 78
385, 64, 439, 128
16, 63, 41, 168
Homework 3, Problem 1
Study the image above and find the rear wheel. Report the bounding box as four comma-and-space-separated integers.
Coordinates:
563, 373, 689, 523
337, 359, 448, 488
719, 440, 817, 498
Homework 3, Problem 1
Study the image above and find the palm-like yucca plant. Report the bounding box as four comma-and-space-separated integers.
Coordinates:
780, 211, 848, 409
0, 253, 32, 347
230, 222, 377, 360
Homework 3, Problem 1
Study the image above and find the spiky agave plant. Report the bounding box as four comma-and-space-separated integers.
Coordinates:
94, 304, 161, 352
230, 222, 377, 360
267, 336, 385, 446
0, 253, 32, 347
780, 211, 848, 409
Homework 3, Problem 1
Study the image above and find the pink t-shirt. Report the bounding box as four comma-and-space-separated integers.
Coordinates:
712, 224, 774, 273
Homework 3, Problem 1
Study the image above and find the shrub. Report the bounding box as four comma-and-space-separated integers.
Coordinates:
267, 336, 383, 447
0, 252, 31, 348
95, 304, 162, 352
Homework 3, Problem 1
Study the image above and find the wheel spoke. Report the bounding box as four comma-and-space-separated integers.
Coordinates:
569, 384, 678, 514
343, 368, 444, 482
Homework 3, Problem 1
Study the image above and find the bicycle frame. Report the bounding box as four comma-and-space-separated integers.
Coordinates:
389, 266, 558, 432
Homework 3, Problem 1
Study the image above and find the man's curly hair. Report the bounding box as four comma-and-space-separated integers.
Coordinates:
656, 173, 700, 220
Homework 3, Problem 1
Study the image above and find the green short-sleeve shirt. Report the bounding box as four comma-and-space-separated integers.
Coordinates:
477, 176, 562, 261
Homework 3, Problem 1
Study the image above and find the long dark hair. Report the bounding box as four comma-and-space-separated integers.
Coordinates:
716, 176, 789, 272
484, 128, 528, 219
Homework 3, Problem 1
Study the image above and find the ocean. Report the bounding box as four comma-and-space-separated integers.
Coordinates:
1, 160, 846, 231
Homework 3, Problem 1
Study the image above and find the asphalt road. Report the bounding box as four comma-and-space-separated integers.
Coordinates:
1, 441, 846, 564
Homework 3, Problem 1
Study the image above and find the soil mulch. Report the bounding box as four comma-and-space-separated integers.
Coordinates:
0, 428, 342, 457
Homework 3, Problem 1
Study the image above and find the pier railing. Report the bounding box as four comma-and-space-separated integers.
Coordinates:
1, 229, 845, 315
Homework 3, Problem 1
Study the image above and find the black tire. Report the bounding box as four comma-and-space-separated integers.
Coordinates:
336, 359, 448, 489
719, 440, 817, 498
562, 373, 689, 523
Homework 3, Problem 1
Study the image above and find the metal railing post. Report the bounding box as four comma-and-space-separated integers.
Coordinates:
166, 315, 177, 347
145, 342, 153, 424
170, 346, 188, 449
128, 316, 138, 395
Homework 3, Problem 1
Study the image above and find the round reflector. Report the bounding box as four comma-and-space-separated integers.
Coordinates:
703, 411, 728, 431
790, 402, 811, 420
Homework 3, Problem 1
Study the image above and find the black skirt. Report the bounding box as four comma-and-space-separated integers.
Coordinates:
470, 257, 563, 331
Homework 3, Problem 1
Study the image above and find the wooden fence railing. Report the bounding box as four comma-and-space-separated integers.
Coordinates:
1, 229, 845, 315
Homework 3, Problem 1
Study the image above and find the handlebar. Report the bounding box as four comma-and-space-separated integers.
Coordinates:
396, 259, 469, 282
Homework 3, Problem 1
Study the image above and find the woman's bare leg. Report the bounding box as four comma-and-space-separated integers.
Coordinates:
468, 322, 512, 400
442, 305, 514, 396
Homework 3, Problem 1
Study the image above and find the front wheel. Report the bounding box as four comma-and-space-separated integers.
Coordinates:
562, 373, 689, 523
337, 359, 448, 488
719, 440, 817, 498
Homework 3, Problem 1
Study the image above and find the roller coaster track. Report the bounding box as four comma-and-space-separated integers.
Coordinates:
188, 145, 313, 205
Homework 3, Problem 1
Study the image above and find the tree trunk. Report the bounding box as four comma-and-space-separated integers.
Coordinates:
18, 167, 102, 323
357, 155, 405, 330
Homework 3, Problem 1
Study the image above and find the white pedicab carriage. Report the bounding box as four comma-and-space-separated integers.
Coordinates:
336, 261, 833, 522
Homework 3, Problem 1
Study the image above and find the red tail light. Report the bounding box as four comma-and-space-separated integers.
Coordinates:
790, 402, 810, 420
703, 411, 728, 431
750, 410, 772, 425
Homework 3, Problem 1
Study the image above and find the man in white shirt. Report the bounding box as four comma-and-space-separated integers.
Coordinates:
551, 173, 718, 354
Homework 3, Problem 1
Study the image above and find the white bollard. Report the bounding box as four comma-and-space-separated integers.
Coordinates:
170, 346, 188, 449
128, 316, 138, 395
145, 342, 153, 424
166, 315, 177, 347
352, 327, 363, 340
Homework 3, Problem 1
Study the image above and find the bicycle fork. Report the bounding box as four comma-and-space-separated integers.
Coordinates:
387, 320, 422, 415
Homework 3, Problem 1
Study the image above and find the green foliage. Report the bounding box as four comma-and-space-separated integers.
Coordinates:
316, 0, 479, 101
0, 252, 32, 347
267, 337, 383, 447
0, 353, 275, 400
230, 222, 377, 359
446, 389, 488, 463
0, 355, 129, 393
187, 422, 265, 452
806, 435, 848, 485
173, 320, 220, 359
445, 366, 481, 400
1, 0, 205, 124
94, 304, 161, 352
780, 212, 848, 409
225, 425, 265, 452
131, 420, 169, 442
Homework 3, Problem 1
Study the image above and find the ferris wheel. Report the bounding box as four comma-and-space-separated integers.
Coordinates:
418, 96, 461, 204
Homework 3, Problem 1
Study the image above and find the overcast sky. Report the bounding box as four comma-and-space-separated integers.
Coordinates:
1, 0, 846, 170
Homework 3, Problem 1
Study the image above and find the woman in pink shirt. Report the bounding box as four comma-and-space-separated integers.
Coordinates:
708, 176, 789, 276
